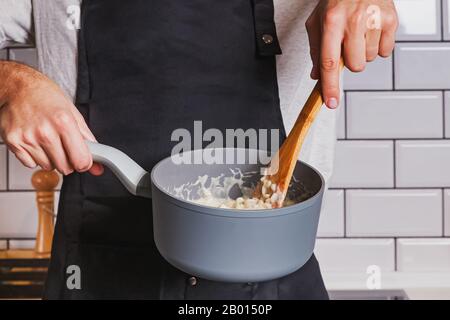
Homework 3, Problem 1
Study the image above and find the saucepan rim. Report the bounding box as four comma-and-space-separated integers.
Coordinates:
150, 148, 325, 218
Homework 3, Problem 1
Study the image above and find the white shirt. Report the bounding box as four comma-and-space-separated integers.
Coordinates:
0, 0, 339, 182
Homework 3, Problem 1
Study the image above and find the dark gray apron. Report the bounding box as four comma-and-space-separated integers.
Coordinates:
44, 0, 328, 299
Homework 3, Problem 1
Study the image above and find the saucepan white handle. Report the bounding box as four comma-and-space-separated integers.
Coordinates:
86, 141, 151, 198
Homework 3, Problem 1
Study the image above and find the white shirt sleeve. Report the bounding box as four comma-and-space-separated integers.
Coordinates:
0, 0, 33, 49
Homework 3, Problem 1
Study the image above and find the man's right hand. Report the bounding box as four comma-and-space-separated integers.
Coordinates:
0, 61, 103, 176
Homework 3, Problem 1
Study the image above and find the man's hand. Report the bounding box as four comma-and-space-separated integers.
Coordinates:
306, 0, 398, 108
0, 61, 103, 176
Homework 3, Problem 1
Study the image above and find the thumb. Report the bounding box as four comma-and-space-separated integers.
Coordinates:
70, 107, 104, 176
71, 108, 97, 142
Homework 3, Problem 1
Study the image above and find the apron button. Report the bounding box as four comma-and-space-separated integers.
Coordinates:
262, 34, 274, 45
188, 276, 198, 286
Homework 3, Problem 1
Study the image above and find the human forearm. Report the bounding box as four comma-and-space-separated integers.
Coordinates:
0, 60, 103, 176
0, 60, 34, 107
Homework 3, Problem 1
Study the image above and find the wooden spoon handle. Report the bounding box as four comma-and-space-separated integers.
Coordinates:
269, 59, 345, 206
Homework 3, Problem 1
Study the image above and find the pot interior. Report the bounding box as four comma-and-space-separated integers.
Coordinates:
151, 148, 323, 206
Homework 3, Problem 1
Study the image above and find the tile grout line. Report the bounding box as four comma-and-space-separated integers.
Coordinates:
345, 89, 449, 92
393, 139, 396, 189
392, 44, 396, 91
395, 40, 450, 43
441, 0, 445, 42
337, 138, 450, 141
0, 189, 60, 193
344, 91, 348, 140
394, 237, 397, 271
443, 90, 447, 138
5, 145, 9, 192
329, 187, 448, 190
0, 237, 35, 240
343, 189, 347, 238
442, 188, 446, 236
316, 235, 450, 239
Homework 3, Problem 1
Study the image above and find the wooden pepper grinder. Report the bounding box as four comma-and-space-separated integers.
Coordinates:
31, 170, 59, 254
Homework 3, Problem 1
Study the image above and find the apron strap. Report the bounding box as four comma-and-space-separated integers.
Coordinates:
75, 0, 91, 104
251, 0, 282, 56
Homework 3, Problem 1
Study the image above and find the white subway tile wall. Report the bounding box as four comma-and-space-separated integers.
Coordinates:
9, 240, 36, 250
395, 0, 442, 41
343, 56, 393, 90
445, 190, 450, 236
329, 140, 394, 188
317, 190, 345, 237
0, 2, 449, 275
336, 97, 346, 139
346, 189, 442, 237
395, 43, 450, 89
397, 239, 450, 272
8, 151, 35, 190
0, 192, 38, 238
445, 92, 450, 138
315, 239, 395, 272
0, 145, 6, 190
346, 91, 443, 139
442, 0, 450, 40
318, 0, 450, 273
396, 140, 450, 187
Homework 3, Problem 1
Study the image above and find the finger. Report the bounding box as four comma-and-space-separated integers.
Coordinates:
306, 10, 321, 79
41, 136, 74, 175
69, 107, 105, 175
70, 107, 96, 142
23, 144, 54, 171
58, 114, 93, 173
343, 20, 367, 72
13, 147, 37, 169
320, 12, 344, 109
89, 163, 104, 176
2, 131, 37, 168
379, 28, 395, 57
379, 9, 398, 57
365, 29, 381, 61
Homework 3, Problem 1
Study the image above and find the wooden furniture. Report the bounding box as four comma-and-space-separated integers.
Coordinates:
0, 250, 51, 298
32, 170, 59, 254
0, 170, 59, 299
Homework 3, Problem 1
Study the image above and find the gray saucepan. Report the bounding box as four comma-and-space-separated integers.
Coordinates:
86, 141, 325, 282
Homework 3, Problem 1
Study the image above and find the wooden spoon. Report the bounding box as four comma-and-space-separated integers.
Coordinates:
256, 59, 345, 208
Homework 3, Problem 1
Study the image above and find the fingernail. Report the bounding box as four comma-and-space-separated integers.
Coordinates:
327, 98, 338, 109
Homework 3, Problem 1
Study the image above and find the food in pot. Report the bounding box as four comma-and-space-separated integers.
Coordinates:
169, 169, 311, 210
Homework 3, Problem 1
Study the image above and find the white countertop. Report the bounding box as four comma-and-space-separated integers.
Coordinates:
323, 272, 450, 300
